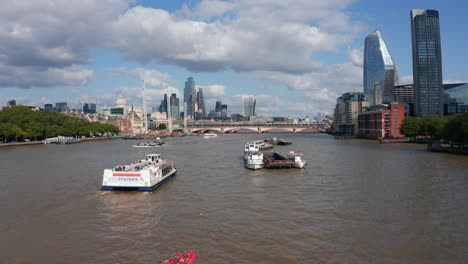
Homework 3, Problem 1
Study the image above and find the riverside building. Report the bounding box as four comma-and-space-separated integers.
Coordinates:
358, 104, 406, 139
333, 92, 370, 135
411, 9, 443, 116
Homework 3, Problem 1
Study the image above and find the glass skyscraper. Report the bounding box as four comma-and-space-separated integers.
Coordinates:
363, 30, 398, 105
243, 96, 256, 117
184, 77, 196, 119
170, 93, 179, 120
411, 9, 443, 116
196, 88, 206, 118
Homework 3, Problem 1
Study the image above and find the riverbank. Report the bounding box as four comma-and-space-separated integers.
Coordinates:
0, 136, 122, 148
427, 144, 468, 155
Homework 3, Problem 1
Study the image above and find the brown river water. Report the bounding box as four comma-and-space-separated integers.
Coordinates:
0, 133, 467, 264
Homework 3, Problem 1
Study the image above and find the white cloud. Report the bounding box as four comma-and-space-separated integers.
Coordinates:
196, 85, 226, 98
399, 75, 413, 85
0, 64, 93, 88
114, 67, 172, 89
107, 0, 358, 73
0, 0, 129, 88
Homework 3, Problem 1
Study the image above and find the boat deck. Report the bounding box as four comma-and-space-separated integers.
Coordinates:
262, 151, 292, 169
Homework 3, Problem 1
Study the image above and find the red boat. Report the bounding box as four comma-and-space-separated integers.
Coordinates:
162, 251, 197, 264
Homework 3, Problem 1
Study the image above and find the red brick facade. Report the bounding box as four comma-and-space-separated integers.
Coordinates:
358, 104, 405, 139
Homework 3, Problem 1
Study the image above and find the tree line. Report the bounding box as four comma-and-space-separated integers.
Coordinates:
400, 112, 468, 144
0, 106, 120, 142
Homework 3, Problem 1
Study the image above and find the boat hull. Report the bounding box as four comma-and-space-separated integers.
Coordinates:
245, 162, 264, 170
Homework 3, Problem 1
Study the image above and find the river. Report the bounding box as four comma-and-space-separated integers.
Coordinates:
0, 133, 467, 264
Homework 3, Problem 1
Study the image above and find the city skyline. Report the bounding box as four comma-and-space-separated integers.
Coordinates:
0, 0, 466, 117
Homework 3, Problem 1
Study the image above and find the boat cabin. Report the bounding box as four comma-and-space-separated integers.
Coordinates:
146, 154, 161, 163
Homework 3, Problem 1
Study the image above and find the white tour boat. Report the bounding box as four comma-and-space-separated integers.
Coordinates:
245, 151, 264, 170
203, 133, 218, 138
244, 142, 260, 160
133, 142, 158, 148
101, 154, 176, 191
287, 151, 307, 168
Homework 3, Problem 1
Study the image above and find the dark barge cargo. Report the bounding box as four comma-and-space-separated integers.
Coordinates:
262, 151, 292, 169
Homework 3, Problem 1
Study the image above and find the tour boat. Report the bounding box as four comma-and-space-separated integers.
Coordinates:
258, 142, 274, 151
268, 137, 292, 145
101, 154, 176, 191
244, 142, 260, 160
162, 251, 197, 264
42, 136, 81, 144
203, 133, 218, 138
287, 151, 307, 168
245, 151, 264, 170
132, 142, 158, 147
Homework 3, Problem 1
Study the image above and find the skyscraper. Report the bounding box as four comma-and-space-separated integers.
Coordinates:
184, 77, 196, 119
196, 88, 206, 118
44, 104, 53, 112
363, 30, 398, 105
243, 96, 256, 117
83, 103, 90, 113
90, 103, 96, 114
411, 9, 443, 116
215, 99, 222, 113
221, 104, 228, 118
170, 93, 180, 120
159, 93, 168, 116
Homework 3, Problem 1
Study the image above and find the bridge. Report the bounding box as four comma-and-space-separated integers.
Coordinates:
185, 122, 326, 134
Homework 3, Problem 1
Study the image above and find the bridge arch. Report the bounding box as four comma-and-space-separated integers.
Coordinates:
224, 127, 259, 133
259, 127, 295, 133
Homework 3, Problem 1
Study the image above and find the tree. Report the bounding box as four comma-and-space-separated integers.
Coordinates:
442, 112, 468, 145
400, 117, 421, 137
157, 123, 167, 130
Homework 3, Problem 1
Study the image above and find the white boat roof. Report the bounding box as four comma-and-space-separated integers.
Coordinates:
146, 154, 161, 157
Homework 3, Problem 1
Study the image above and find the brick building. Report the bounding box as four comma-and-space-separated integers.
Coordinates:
358, 104, 405, 139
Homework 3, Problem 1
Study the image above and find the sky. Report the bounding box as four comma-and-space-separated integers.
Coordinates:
0, 0, 467, 118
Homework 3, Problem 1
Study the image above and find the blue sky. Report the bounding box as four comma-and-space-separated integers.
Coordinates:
0, 0, 466, 117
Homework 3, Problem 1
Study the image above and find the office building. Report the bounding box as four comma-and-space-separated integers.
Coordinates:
358, 104, 406, 139
215, 99, 222, 113
184, 77, 196, 119
364, 30, 398, 105
44, 104, 53, 112
159, 94, 168, 116
443, 83, 468, 115
195, 88, 206, 118
243, 96, 256, 117
110, 95, 128, 116
0, 97, 2, 111
55, 102, 69, 112
170, 93, 180, 120
90, 103, 96, 114
83, 103, 90, 114
411, 9, 443, 116
333, 92, 370, 135
393, 84, 414, 116
220, 104, 228, 118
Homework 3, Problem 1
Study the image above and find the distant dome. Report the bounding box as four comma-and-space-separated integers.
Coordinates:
116, 95, 127, 107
